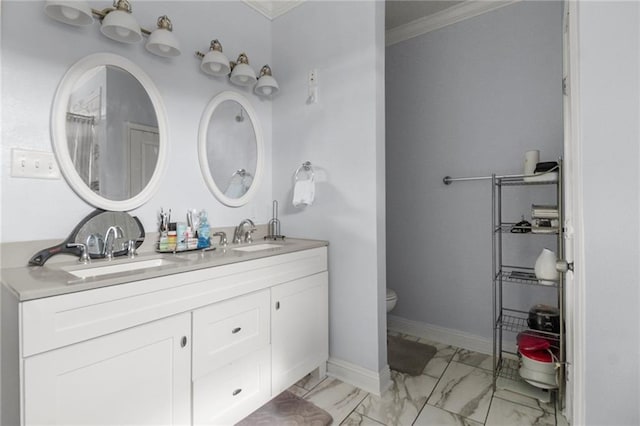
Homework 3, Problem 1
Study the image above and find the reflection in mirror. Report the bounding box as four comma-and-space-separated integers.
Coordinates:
28, 210, 145, 266
52, 53, 168, 211
206, 101, 257, 199
75, 210, 145, 256
66, 65, 159, 201
198, 91, 264, 207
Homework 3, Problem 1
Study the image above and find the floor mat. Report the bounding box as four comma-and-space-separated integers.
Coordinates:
388, 335, 437, 376
235, 390, 333, 426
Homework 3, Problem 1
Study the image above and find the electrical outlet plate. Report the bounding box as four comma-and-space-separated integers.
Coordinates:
11, 148, 61, 179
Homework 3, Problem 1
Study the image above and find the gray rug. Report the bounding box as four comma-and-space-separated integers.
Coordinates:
235, 390, 332, 426
388, 335, 437, 376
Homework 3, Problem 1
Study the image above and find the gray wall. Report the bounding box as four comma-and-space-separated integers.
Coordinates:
272, 1, 388, 374
386, 1, 563, 340
578, 2, 640, 424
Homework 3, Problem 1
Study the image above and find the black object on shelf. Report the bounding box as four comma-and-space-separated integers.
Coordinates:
534, 161, 558, 173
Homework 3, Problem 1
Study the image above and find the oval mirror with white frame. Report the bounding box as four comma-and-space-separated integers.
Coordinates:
51, 53, 168, 211
198, 91, 264, 207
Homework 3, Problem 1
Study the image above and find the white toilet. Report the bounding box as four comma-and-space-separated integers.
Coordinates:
386, 288, 398, 312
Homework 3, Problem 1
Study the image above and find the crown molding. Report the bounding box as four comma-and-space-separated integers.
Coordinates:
386, 0, 521, 46
243, 1, 305, 20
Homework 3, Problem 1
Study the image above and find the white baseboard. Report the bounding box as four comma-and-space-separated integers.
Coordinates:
326, 357, 392, 397
387, 315, 511, 355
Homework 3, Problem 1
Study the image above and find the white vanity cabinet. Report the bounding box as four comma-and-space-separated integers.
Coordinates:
271, 272, 329, 395
2, 245, 328, 426
24, 313, 192, 426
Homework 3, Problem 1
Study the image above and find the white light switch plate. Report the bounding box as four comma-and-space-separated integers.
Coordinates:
11, 148, 61, 179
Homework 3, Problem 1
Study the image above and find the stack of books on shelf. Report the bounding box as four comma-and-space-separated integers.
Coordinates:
531, 204, 559, 233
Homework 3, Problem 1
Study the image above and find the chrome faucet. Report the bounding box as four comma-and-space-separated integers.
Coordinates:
103, 226, 124, 260
233, 219, 256, 244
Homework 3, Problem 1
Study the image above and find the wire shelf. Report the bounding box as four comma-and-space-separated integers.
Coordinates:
497, 309, 561, 343
498, 268, 558, 288
497, 357, 521, 381
499, 310, 529, 333
495, 223, 559, 235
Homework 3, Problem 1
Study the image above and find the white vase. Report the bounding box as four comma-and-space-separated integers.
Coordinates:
524, 150, 540, 176
534, 248, 559, 283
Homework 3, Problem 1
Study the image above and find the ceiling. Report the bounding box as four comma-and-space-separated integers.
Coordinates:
245, 0, 468, 29
385, 1, 465, 30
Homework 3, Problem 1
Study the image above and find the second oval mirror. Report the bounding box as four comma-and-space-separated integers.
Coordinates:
198, 91, 264, 207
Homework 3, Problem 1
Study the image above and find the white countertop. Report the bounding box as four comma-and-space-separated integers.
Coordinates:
1, 238, 328, 301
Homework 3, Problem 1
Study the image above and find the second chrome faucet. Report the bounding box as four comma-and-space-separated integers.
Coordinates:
233, 219, 256, 244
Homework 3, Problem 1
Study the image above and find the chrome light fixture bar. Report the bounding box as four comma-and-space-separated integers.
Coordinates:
44, 0, 181, 57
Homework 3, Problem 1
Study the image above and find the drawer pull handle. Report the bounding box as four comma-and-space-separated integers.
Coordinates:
180, 336, 187, 348
275, 301, 280, 310
232, 388, 242, 396
232, 327, 242, 334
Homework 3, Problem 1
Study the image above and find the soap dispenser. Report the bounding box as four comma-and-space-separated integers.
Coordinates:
197, 210, 211, 249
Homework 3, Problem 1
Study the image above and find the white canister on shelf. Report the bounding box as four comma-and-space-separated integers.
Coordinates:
534, 248, 559, 284
524, 150, 540, 176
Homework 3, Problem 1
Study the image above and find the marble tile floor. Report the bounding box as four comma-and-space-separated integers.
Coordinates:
288, 332, 569, 426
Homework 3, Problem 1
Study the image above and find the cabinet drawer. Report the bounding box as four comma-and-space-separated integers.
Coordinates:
193, 346, 271, 425
192, 289, 270, 378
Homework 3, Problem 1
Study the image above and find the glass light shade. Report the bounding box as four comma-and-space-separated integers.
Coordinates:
100, 10, 142, 43
44, 0, 94, 26
254, 74, 279, 97
145, 28, 181, 57
201, 50, 231, 76
230, 63, 257, 86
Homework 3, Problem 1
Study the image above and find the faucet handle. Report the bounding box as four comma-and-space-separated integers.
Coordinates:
125, 238, 144, 258
245, 227, 257, 243
212, 231, 227, 247
127, 240, 137, 258
67, 243, 90, 264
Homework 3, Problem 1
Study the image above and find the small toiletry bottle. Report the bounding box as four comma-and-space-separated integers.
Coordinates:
176, 222, 187, 251
167, 223, 177, 251
158, 209, 169, 251
159, 232, 169, 251
198, 211, 210, 249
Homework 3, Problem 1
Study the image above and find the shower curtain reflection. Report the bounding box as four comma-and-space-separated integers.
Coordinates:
66, 112, 100, 192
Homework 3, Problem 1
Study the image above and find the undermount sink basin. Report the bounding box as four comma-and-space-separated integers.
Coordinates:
65, 258, 178, 279
233, 243, 284, 252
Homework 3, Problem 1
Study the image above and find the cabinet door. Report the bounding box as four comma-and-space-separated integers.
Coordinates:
24, 313, 191, 426
271, 272, 329, 394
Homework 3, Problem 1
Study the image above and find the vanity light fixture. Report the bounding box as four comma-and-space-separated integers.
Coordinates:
44, 0, 181, 57
254, 65, 279, 97
145, 16, 181, 57
196, 40, 231, 76
195, 43, 279, 97
229, 53, 257, 87
99, 0, 142, 43
44, 0, 94, 26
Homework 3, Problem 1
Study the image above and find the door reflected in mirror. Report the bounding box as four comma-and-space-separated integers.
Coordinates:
66, 65, 159, 201
206, 101, 257, 199
198, 92, 264, 207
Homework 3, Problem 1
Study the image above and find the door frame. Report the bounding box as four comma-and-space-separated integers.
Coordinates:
563, 0, 585, 423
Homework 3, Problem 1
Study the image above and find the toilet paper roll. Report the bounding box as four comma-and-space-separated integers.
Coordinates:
524, 150, 540, 176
